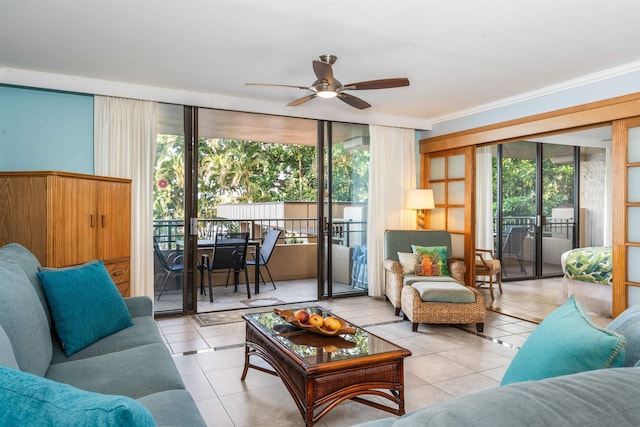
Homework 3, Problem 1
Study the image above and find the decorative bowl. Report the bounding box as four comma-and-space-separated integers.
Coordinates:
273, 308, 356, 336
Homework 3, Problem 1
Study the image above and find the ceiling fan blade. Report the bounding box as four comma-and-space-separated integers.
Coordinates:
245, 83, 310, 90
287, 94, 316, 107
343, 77, 410, 90
337, 93, 371, 110
312, 60, 333, 84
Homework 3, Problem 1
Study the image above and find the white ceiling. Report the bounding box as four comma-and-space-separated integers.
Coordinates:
2, 0, 640, 132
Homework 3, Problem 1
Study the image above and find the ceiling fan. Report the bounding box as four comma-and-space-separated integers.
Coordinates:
245, 54, 410, 110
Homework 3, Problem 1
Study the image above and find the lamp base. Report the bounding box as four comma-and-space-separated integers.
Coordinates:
415, 213, 426, 230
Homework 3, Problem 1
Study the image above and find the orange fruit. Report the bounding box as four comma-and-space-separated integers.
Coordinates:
308, 314, 324, 327
323, 316, 341, 331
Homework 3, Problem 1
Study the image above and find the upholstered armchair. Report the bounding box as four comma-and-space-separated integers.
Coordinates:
383, 230, 485, 332
383, 230, 467, 316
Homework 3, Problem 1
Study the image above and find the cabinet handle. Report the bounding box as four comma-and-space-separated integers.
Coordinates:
112, 270, 123, 276
102, 215, 106, 228
90, 214, 95, 228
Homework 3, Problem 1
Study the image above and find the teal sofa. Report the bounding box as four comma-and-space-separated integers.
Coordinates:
351, 367, 640, 426
353, 293, 640, 427
0, 243, 206, 426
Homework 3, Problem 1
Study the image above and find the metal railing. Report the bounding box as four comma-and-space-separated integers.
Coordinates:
498, 216, 575, 236
153, 217, 367, 250
494, 216, 576, 259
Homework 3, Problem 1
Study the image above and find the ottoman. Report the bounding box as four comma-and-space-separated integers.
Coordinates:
401, 280, 486, 332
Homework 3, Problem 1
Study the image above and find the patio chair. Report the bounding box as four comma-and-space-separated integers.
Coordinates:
246, 229, 282, 290
154, 238, 184, 301
502, 225, 528, 275
351, 244, 368, 290
203, 232, 250, 301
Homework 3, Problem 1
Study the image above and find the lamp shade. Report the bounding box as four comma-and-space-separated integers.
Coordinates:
406, 189, 435, 210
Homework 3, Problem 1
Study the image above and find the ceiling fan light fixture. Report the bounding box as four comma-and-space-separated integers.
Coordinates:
246, 54, 409, 109
317, 90, 337, 99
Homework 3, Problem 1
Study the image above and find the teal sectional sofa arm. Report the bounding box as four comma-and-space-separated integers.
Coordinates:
0, 243, 205, 426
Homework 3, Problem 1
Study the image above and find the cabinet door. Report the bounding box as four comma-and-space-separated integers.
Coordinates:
97, 180, 131, 260
51, 177, 98, 266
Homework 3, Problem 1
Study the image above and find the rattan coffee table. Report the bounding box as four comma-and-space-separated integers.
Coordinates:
241, 307, 411, 426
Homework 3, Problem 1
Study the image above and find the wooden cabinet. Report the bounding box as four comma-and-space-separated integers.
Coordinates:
0, 171, 131, 296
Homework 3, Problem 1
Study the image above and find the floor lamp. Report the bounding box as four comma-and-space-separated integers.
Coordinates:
406, 189, 435, 230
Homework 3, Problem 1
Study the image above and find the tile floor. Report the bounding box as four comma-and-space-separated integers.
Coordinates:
156, 279, 611, 427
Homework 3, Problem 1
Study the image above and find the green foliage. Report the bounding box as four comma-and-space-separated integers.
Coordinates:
154, 136, 369, 220
331, 143, 370, 202
493, 150, 575, 218
154, 135, 186, 219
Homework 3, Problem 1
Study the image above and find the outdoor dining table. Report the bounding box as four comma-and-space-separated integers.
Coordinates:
177, 238, 262, 297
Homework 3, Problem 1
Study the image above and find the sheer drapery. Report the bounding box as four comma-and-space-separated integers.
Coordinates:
94, 96, 157, 298
367, 125, 416, 296
476, 146, 494, 251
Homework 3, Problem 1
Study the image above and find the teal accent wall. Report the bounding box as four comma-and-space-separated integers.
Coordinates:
0, 85, 94, 173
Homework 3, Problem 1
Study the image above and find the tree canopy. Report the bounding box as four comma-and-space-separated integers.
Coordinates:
496, 156, 574, 218
154, 136, 369, 219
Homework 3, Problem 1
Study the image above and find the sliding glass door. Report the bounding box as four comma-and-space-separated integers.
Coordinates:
153, 104, 371, 314
497, 141, 577, 279
322, 122, 370, 298
153, 104, 187, 314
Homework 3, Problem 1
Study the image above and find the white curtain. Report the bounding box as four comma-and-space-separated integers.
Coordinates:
476, 146, 495, 251
367, 125, 416, 296
94, 96, 157, 298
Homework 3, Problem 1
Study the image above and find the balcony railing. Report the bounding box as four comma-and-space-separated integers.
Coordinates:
153, 218, 366, 250
499, 216, 576, 238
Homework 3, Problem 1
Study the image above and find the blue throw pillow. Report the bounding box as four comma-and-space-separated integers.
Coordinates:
606, 303, 640, 367
0, 366, 156, 426
36, 261, 133, 356
501, 296, 626, 385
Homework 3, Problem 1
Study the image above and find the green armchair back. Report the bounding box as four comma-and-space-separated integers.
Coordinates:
384, 230, 453, 261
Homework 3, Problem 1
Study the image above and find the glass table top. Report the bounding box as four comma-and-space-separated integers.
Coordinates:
243, 306, 406, 365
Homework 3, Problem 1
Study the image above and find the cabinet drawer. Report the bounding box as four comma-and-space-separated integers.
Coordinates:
115, 281, 130, 298
104, 258, 130, 297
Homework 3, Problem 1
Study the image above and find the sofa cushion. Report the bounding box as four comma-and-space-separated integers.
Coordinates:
137, 390, 207, 427
351, 367, 640, 427
501, 296, 626, 385
606, 303, 640, 367
411, 280, 475, 303
0, 325, 19, 370
411, 245, 450, 276
49, 315, 165, 365
0, 260, 52, 376
0, 365, 156, 427
45, 343, 185, 399
37, 261, 133, 356
0, 243, 51, 327
403, 274, 455, 286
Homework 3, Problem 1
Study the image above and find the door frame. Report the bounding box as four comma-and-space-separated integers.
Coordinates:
420, 91, 640, 316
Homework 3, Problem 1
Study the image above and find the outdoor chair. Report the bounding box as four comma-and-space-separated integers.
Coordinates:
246, 229, 281, 290
202, 232, 250, 301
351, 244, 368, 290
502, 225, 528, 275
154, 237, 184, 301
